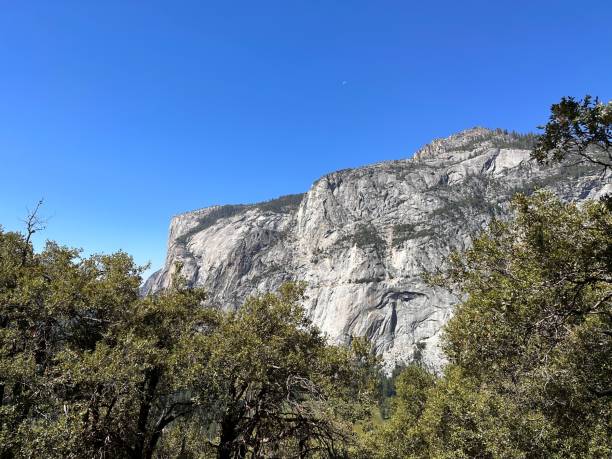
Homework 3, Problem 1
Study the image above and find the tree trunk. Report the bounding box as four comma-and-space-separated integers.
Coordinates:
217, 412, 245, 459
133, 367, 161, 458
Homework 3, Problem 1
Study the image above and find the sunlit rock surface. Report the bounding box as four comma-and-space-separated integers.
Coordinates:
144, 128, 609, 371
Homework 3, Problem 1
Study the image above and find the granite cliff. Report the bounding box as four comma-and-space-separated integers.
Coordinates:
144, 127, 610, 371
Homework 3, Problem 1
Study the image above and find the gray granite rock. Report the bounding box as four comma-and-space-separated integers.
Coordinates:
144, 127, 610, 372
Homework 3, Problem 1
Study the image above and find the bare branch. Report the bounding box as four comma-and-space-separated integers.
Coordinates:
22, 199, 47, 245
19, 199, 47, 266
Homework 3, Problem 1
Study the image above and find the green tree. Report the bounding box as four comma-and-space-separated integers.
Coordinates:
358, 365, 434, 459
434, 192, 611, 457
0, 221, 216, 458
1, 221, 377, 458
360, 192, 611, 458
533, 95, 612, 171
172, 283, 378, 459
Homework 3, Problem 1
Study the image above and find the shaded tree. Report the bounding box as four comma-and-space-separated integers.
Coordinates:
533, 95, 612, 171
357, 365, 435, 459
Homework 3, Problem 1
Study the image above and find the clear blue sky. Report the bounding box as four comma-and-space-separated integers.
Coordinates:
1, 0, 611, 277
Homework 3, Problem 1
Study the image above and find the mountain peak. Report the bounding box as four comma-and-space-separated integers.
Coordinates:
146, 127, 603, 372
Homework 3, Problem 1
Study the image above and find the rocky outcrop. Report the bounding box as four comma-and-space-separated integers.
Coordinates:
145, 127, 610, 371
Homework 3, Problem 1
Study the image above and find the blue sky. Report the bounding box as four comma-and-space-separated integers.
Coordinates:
1, 0, 611, 277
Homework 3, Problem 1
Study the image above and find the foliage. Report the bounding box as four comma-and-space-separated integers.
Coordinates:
375, 364, 405, 419
0, 225, 377, 458
338, 224, 386, 253
488, 129, 539, 150
0, 225, 215, 458
533, 95, 612, 171
360, 192, 612, 458
172, 283, 378, 458
358, 365, 435, 459
510, 160, 602, 197
253, 193, 304, 213
449, 129, 539, 153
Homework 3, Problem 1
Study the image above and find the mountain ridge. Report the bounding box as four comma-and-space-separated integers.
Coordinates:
145, 128, 609, 371
168, 127, 536, 218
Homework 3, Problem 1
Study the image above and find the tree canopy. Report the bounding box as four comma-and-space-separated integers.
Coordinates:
533, 95, 612, 171
360, 192, 611, 458
0, 225, 376, 458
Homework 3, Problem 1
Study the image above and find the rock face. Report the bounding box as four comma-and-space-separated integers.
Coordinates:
144, 128, 610, 371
